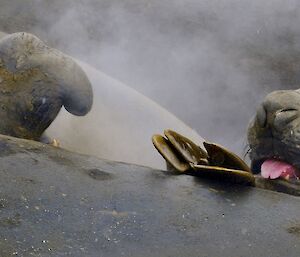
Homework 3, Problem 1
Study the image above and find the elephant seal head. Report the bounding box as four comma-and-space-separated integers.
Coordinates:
248, 89, 300, 180
0, 32, 93, 140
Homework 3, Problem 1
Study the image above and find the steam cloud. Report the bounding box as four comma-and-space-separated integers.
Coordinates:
1, 0, 300, 157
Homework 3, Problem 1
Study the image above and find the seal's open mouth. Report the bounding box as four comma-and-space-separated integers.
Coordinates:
252, 158, 300, 181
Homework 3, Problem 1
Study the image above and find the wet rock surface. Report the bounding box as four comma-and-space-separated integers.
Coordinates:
0, 135, 299, 256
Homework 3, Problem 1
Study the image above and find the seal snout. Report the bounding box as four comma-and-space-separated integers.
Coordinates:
0, 32, 93, 140
256, 104, 267, 128
255, 90, 300, 132
256, 104, 298, 132
61, 65, 93, 116
273, 108, 298, 131
248, 89, 300, 181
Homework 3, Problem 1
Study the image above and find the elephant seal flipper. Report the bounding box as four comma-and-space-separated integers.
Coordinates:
0, 32, 93, 140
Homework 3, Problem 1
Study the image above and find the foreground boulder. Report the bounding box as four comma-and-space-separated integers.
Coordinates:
0, 135, 299, 256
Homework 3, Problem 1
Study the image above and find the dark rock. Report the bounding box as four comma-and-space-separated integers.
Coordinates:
0, 135, 299, 256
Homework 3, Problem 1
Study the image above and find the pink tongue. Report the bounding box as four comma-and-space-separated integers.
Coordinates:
261, 159, 296, 179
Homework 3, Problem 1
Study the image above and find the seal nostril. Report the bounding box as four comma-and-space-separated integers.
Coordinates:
273, 108, 298, 130
256, 105, 267, 128
278, 108, 298, 113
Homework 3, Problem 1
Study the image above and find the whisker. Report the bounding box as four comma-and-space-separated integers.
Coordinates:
243, 144, 252, 160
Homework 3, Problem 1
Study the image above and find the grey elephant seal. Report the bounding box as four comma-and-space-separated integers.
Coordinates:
248, 89, 300, 180
0, 31, 203, 169
0, 32, 93, 140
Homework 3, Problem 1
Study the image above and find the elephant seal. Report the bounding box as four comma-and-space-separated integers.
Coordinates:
0, 32, 93, 140
248, 89, 300, 180
0, 31, 203, 169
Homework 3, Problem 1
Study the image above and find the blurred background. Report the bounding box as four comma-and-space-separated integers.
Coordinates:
1, 0, 300, 156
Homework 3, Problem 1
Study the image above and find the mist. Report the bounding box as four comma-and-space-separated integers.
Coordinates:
1, 0, 300, 157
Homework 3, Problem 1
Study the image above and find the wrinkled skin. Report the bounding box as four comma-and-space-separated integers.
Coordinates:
248, 89, 300, 174
0, 32, 93, 140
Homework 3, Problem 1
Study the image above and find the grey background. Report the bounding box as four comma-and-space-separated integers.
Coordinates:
1, 0, 300, 155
